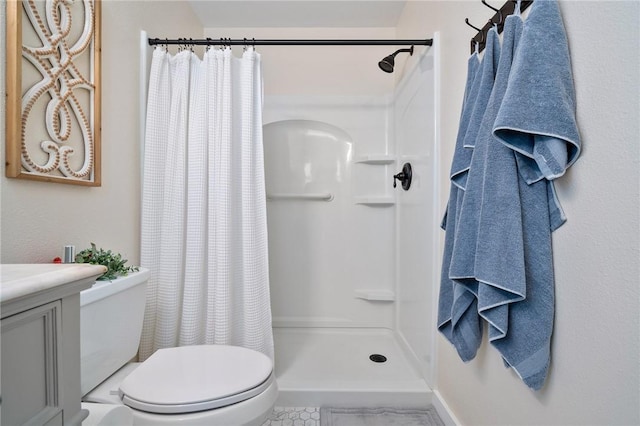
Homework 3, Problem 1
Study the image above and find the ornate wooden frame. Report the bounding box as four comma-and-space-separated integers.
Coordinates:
6, 0, 101, 186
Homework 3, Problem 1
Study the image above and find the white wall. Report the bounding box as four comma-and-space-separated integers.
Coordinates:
1, 1, 202, 264
397, 1, 640, 425
394, 43, 439, 386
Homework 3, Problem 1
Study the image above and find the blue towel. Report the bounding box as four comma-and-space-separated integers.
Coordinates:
487, 0, 581, 390
441, 51, 480, 232
440, 0, 579, 391
467, 16, 555, 391
494, 0, 581, 231
438, 29, 501, 362
438, 52, 482, 359
450, 51, 481, 190
462, 31, 501, 150
450, 14, 526, 364
473, 13, 527, 344
490, 0, 580, 390
491, 175, 555, 391
494, 0, 580, 182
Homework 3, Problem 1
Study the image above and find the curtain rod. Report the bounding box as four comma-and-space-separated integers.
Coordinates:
148, 37, 433, 47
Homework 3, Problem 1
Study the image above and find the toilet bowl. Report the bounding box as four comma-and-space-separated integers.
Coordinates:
80, 269, 277, 425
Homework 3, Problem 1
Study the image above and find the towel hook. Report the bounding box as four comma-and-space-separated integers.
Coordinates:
482, 0, 503, 24
481, 0, 499, 12
465, 18, 482, 32
465, 18, 484, 43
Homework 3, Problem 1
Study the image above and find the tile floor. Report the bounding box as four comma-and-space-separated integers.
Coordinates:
262, 407, 320, 426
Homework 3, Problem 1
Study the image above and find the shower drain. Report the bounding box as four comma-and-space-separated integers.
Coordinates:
369, 354, 387, 363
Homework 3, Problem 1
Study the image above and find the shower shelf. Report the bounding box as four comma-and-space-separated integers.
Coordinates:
267, 193, 333, 201
354, 155, 395, 165
354, 289, 395, 302
354, 196, 395, 206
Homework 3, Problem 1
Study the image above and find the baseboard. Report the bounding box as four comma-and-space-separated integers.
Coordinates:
432, 390, 461, 426
276, 387, 433, 409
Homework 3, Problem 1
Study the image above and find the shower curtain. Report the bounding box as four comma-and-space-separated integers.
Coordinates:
139, 47, 274, 361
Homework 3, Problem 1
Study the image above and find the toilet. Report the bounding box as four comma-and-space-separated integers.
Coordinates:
79, 268, 278, 425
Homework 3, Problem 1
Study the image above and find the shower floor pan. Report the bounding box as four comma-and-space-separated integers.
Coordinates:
272, 327, 432, 408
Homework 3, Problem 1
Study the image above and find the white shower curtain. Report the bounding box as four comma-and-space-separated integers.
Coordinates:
139, 47, 273, 361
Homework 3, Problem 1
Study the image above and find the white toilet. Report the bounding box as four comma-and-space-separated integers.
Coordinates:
79, 268, 278, 425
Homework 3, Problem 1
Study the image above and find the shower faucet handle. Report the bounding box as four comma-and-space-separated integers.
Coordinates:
393, 163, 413, 191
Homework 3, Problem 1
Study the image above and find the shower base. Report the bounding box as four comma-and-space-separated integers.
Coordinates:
272, 327, 432, 408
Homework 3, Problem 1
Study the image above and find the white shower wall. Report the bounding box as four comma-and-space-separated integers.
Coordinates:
393, 40, 439, 386
264, 96, 397, 329
262, 42, 439, 388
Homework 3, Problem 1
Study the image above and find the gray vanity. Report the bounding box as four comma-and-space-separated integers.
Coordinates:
1, 264, 106, 426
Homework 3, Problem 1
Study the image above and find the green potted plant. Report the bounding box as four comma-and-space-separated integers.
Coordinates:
75, 243, 139, 281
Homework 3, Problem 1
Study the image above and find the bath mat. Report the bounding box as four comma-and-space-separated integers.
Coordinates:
320, 406, 444, 426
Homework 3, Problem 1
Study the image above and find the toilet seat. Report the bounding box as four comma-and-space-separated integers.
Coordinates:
119, 345, 273, 415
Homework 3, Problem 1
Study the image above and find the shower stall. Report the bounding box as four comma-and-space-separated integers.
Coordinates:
139, 30, 440, 409
262, 35, 440, 408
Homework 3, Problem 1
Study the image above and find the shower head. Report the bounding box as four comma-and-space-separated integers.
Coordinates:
378, 46, 414, 73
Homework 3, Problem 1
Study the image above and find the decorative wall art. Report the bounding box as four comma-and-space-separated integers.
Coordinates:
6, 0, 101, 186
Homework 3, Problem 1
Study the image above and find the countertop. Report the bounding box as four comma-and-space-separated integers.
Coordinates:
1, 263, 107, 304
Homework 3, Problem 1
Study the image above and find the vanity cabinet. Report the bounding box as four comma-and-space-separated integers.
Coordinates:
1, 264, 106, 426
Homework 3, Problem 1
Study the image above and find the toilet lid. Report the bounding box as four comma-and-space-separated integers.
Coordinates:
119, 345, 273, 414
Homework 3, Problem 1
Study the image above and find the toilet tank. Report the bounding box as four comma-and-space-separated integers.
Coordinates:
80, 268, 150, 396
